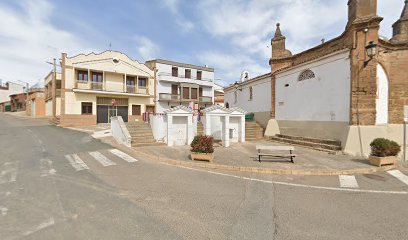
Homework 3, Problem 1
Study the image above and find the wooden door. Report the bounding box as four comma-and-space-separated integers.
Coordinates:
132, 105, 141, 116
146, 106, 155, 114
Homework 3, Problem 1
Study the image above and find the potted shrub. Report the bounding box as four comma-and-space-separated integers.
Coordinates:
190, 135, 214, 162
369, 138, 401, 167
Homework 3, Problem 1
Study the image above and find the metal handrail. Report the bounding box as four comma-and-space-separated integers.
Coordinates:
157, 72, 213, 82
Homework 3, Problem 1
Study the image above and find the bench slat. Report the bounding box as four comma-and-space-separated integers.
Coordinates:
256, 145, 294, 151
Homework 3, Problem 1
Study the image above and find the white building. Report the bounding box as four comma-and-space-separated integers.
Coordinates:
0, 81, 25, 103
224, 72, 271, 127
145, 59, 215, 113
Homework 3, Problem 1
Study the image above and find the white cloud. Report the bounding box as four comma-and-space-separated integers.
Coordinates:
134, 36, 160, 61
160, 0, 194, 32
0, 0, 93, 85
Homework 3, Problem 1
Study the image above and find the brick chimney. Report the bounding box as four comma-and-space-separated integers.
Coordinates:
391, 0, 408, 43
347, 0, 378, 25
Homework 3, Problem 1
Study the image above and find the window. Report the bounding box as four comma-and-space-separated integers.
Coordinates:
138, 78, 147, 88
199, 87, 203, 97
171, 84, 179, 95
183, 87, 190, 99
92, 72, 103, 82
191, 88, 198, 99
249, 86, 253, 101
298, 69, 315, 81
172, 67, 178, 77
126, 76, 135, 86
81, 102, 92, 115
78, 70, 88, 82
185, 69, 191, 79
234, 92, 237, 103
197, 71, 202, 80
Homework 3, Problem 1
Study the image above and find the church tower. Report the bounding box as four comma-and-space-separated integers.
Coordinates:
391, 0, 408, 43
347, 0, 378, 26
271, 23, 292, 60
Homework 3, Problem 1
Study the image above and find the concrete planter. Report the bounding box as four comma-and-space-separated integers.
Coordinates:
368, 156, 397, 167
191, 152, 214, 162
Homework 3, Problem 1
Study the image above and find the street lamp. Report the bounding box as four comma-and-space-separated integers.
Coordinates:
364, 41, 377, 67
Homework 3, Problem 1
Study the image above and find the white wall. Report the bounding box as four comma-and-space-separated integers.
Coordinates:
0, 82, 25, 103
224, 76, 271, 113
376, 64, 388, 125
155, 62, 215, 113
275, 50, 350, 122
150, 114, 167, 142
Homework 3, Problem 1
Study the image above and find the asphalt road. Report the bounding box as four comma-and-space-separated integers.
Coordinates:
1, 113, 408, 240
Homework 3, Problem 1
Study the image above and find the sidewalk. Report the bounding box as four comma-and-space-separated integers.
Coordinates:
132, 140, 398, 176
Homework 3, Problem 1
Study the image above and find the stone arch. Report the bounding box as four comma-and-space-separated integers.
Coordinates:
376, 63, 389, 125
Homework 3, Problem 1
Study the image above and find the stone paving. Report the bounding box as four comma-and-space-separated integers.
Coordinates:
136, 140, 378, 172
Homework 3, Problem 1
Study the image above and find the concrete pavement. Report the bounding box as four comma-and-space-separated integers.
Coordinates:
1, 113, 408, 239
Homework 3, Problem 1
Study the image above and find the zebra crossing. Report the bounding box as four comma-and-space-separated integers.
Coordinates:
65, 149, 138, 171
338, 170, 408, 189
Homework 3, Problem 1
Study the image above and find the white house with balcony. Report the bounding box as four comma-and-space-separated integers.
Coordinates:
59, 50, 155, 127
145, 59, 214, 113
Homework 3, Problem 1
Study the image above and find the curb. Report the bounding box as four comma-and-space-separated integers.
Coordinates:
130, 148, 395, 176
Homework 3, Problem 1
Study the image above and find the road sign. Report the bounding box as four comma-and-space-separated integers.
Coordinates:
405, 105, 408, 122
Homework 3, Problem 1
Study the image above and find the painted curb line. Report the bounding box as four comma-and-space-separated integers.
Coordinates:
130, 149, 395, 176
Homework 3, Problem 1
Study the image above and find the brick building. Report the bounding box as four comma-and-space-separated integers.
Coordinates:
266, 0, 408, 157
9, 93, 27, 112
26, 89, 46, 118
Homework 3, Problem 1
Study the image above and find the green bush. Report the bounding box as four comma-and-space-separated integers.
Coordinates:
370, 138, 401, 157
190, 135, 214, 154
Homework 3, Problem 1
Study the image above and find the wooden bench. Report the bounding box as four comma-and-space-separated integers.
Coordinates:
256, 145, 296, 163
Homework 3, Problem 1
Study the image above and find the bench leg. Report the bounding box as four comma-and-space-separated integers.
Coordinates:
258, 149, 261, 163
290, 150, 294, 163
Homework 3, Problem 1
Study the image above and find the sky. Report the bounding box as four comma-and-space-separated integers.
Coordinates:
0, 0, 405, 87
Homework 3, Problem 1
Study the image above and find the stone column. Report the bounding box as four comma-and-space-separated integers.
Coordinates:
240, 115, 246, 143
223, 115, 230, 147
204, 114, 211, 136
167, 115, 173, 146
187, 114, 193, 145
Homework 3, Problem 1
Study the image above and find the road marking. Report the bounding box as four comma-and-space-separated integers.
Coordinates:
0, 206, 7, 216
89, 151, 116, 167
22, 217, 55, 237
339, 175, 359, 188
65, 154, 89, 171
387, 170, 408, 186
40, 158, 56, 177
0, 162, 17, 184
166, 164, 408, 195
109, 149, 138, 163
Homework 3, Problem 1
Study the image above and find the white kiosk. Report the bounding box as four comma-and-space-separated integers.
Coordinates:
165, 106, 194, 147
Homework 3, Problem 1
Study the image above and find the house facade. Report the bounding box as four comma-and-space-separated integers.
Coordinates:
9, 93, 27, 112
0, 82, 25, 112
145, 59, 214, 113
224, 72, 271, 127
266, 0, 408, 156
26, 89, 46, 118
44, 71, 62, 117
59, 50, 155, 127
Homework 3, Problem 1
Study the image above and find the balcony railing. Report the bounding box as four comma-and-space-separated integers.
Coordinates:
75, 81, 149, 95
199, 96, 213, 103
159, 93, 213, 103
157, 72, 213, 82
159, 93, 181, 101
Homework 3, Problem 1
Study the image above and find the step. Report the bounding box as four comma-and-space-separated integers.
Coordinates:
131, 142, 165, 147
268, 136, 342, 153
275, 134, 341, 146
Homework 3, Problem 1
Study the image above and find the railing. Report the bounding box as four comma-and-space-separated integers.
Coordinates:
75, 81, 149, 95
199, 96, 213, 103
56, 89, 61, 97
91, 82, 103, 90
157, 72, 213, 82
159, 93, 181, 101
126, 85, 135, 93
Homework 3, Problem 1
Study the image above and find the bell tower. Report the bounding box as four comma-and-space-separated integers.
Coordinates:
391, 0, 408, 43
347, 0, 378, 26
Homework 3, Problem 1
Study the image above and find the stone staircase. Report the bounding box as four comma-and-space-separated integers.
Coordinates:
48, 116, 60, 125
268, 134, 342, 154
245, 121, 264, 141
125, 121, 162, 147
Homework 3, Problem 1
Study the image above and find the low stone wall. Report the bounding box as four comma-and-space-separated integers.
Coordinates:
60, 114, 96, 127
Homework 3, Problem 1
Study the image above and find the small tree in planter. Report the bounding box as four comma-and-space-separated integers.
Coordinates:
190, 135, 214, 162
369, 138, 401, 167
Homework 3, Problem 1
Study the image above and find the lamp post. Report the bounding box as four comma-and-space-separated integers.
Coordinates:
364, 41, 378, 67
